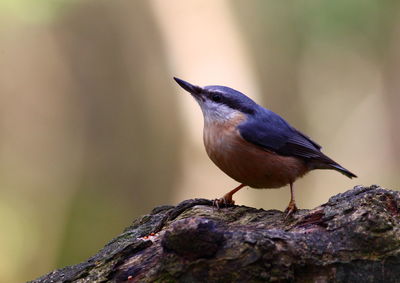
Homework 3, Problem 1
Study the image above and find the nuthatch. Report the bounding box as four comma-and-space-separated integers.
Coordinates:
174, 77, 356, 217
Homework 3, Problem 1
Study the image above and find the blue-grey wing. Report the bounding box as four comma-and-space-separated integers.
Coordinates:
238, 110, 324, 160
238, 109, 357, 178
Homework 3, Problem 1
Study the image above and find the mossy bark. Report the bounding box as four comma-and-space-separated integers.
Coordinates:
31, 185, 400, 282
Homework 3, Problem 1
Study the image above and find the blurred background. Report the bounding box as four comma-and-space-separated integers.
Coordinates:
0, 0, 399, 282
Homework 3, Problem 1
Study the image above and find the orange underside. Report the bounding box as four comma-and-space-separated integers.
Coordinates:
203, 115, 309, 188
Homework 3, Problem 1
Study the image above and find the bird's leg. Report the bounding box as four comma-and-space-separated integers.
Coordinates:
284, 182, 298, 219
213, 183, 246, 208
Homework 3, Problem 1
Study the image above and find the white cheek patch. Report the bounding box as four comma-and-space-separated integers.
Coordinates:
202, 101, 241, 124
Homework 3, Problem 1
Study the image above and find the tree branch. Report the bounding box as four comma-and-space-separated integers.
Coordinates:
31, 185, 400, 282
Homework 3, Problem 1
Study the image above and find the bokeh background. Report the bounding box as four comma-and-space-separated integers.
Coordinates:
0, 0, 399, 282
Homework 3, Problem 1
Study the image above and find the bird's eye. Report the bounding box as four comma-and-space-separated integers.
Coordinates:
211, 94, 222, 102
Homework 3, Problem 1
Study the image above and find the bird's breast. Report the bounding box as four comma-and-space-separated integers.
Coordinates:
203, 115, 308, 188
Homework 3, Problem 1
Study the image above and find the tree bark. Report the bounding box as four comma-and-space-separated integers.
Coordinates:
31, 185, 400, 282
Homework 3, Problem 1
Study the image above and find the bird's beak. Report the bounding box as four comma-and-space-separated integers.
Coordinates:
173, 77, 203, 98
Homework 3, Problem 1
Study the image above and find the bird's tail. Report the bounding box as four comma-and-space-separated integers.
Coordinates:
328, 163, 357, 178
311, 153, 357, 178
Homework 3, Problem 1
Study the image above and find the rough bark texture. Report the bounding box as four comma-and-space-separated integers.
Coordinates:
31, 185, 400, 282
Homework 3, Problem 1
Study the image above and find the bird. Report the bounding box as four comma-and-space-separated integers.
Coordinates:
174, 77, 356, 217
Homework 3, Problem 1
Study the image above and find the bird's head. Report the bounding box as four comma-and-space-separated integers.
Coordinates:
174, 77, 258, 124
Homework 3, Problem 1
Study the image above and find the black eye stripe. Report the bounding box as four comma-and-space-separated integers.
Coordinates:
206, 90, 255, 114
212, 94, 222, 102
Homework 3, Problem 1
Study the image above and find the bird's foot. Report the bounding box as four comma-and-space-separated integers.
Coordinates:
212, 195, 235, 209
284, 201, 298, 219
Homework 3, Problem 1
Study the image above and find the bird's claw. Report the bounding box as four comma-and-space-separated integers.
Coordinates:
212, 196, 235, 209
284, 201, 298, 219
